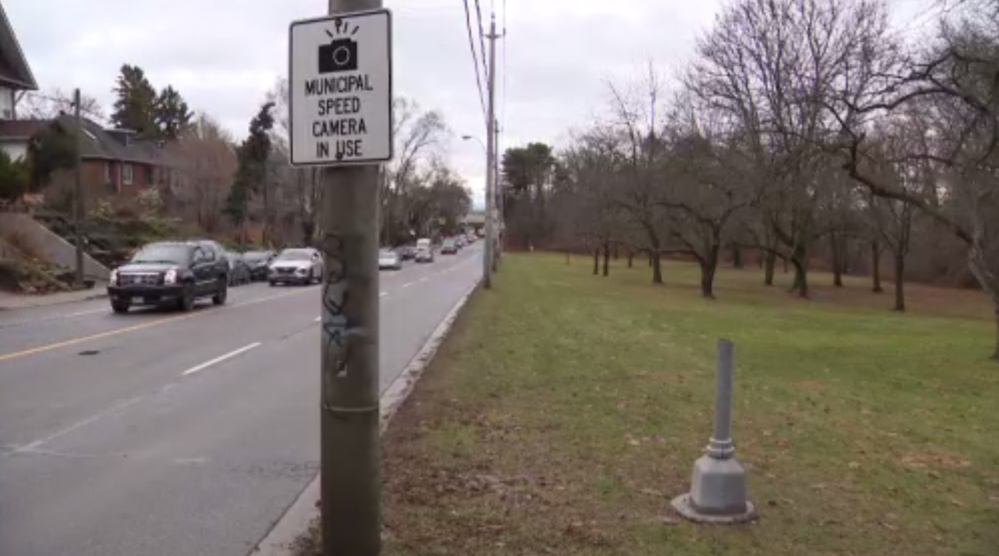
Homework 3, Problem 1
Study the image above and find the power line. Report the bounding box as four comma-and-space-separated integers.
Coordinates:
462, 0, 488, 122
474, 0, 490, 98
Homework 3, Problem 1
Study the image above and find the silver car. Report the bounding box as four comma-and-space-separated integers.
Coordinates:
268, 248, 324, 286
379, 249, 402, 270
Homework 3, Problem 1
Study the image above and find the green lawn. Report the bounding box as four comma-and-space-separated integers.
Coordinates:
350, 254, 999, 555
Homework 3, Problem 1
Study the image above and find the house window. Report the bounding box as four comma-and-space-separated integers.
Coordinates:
122, 164, 134, 185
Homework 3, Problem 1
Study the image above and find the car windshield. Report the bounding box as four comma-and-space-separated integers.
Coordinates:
243, 252, 271, 261
130, 244, 190, 265
443, 240, 455, 247
379, 250, 396, 257
276, 250, 312, 261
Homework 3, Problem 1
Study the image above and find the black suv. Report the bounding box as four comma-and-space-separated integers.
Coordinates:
108, 241, 229, 313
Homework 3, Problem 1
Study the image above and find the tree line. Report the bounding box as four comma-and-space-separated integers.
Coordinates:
502, 0, 999, 360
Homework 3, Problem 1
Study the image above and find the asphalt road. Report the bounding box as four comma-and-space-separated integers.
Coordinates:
0, 244, 482, 556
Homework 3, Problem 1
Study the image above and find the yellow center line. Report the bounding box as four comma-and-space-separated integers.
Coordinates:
0, 288, 314, 364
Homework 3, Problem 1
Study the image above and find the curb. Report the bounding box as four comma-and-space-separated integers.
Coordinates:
0, 291, 108, 312
252, 279, 480, 556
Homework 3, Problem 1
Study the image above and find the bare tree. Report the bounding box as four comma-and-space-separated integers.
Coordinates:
834, 1, 999, 358
689, 0, 886, 298
19, 89, 105, 121
606, 67, 671, 285
167, 113, 236, 234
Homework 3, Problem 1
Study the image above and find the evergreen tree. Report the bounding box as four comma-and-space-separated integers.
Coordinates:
110, 64, 158, 136
155, 86, 193, 140
225, 102, 275, 241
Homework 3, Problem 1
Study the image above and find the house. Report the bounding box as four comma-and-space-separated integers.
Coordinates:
0, 0, 38, 161
39, 116, 177, 211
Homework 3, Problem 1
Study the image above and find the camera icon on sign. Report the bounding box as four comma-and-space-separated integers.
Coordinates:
319, 37, 358, 74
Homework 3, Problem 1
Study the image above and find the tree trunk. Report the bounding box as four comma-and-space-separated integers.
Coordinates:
790, 245, 809, 299
602, 242, 610, 277
592, 249, 599, 275
731, 246, 743, 269
613, 244, 619, 260
782, 256, 789, 274
651, 251, 663, 285
700, 262, 717, 298
764, 251, 776, 286
893, 251, 906, 312
871, 241, 883, 293
831, 234, 843, 288
627, 250, 634, 268
966, 243, 999, 361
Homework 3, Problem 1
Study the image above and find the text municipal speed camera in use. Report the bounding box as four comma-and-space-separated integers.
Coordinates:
289, 9, 393, 167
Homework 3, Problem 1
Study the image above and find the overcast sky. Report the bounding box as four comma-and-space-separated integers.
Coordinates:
7, 0, 936, 208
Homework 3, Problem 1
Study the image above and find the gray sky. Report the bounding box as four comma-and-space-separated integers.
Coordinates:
7, 0, 936, 207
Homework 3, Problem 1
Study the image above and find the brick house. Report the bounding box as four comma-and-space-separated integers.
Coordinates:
36, 116, 179, 211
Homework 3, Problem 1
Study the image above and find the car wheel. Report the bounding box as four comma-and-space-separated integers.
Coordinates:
213, 279, 228, 306
179, 285, 196, 312
111, 300, 130, 314
269, 281, 278, 287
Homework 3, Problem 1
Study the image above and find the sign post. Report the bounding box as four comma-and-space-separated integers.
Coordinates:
290, 3, 392, 555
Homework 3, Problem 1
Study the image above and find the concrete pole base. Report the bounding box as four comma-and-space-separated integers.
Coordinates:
671, 455, 757, 524
671, 494, 756, 524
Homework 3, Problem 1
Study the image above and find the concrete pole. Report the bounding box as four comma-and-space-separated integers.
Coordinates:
671, 338, 755, 523
493, 118, 501, 271
707, 338, 735, 459
320, 1, 381, 555
72, 88, 85, 286
482, 16, 497, 290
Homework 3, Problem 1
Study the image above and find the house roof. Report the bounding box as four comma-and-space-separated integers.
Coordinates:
0, 2, 37, 90
53, 115, 172, 166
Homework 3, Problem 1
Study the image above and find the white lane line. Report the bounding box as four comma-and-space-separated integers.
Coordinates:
380, 292, 388, 298
401, 282, 415, 289
10, 396, 144, 456
181, 342, 261, 377
64, 308, 111, 318
418, 277, 429, 283
314, 316, 321, 323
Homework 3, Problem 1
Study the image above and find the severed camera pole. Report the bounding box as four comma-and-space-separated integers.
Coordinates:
319, 0, 382, 555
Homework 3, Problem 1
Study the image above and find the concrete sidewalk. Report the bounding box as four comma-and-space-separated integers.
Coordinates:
0, 282, 107, 311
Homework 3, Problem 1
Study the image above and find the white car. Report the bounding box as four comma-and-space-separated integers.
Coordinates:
379, 249, 402, 270
269, 248, 324, 286
415, 238, 434, 263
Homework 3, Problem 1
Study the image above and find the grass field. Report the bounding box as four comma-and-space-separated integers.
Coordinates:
306, 253, 999, 555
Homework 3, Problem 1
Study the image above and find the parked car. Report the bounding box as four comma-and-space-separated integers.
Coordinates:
378, 248, 402, 270
440, 239, 458, 255
415, 238, 434, 263
224, 251, 252, 286
466, 233, 476, 244
456, 236, 466, 248
396, 245, 416, 260
269, 248, 324, 286
108, 241, 228, 313
242, 250, 275, 281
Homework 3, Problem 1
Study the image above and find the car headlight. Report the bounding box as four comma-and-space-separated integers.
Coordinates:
296, 267, 308, 275
110, 269, 118, 285
164, 268, 178, 285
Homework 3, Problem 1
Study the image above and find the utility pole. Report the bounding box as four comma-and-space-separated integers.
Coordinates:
319, 1, 382, 555
72, 88, 84, 286
493, 118, 502, 271
483, 15, 499, 289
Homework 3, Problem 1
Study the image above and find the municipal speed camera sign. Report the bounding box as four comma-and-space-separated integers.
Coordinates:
289, 9, 393, 166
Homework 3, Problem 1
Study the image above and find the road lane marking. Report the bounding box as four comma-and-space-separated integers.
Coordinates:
314, 316, 321, 322
0, 288, 312, 364
401, 282, 415, 289
418, 277, 429, 283
380, 292, 388, 297
181, 343, 261, 376
8, 396, 144, 457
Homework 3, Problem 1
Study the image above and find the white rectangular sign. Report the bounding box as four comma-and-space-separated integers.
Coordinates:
289, 10, 393, 166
